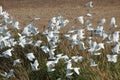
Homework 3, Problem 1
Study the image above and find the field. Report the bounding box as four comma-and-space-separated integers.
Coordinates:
0, 0, 120, 80
1, 0, 120, 30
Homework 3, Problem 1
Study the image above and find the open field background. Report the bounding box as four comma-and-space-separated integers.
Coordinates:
0, 0, 120, 30
0, 0, 120, 80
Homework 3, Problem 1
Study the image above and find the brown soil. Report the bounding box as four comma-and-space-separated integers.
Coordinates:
0, 0, 120, 31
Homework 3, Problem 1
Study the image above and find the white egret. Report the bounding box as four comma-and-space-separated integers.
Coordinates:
66, 69, 73, 78
78, 41, 86, 50
99, 18, 106, 26
48, 23, 55, 30
34, 40, 42, 47
77, 28, 85, 40
90, 59, 97, 67
61, 19, 69, 27
106, 54, 117, 63
112, 31, 120, 42
11, 19, 20, 30
86, 22, 94, 31
48, 48, 56, 59
67, 60, 72, 69
46, 61, 56, 72
85, 1, 93, 8
78, 16, 84, 24
26, 53, 35, 61
64, 34, 71, 39
102, 32, 112, 43
1, 69, 14, 78
13, 59, 21, 66
112, 43, 120, 54
41, 46, 50, 53
30, 59, 40, 71
71, 56, 83, 62
110, 17, 117, 29
51, 17, 56, 24
86, 13, 92, 17
0, 6, 3, 15
73, 67, 80, 75
0, 48, 14, 58
93, 26, 103, 36
67, 26, 76, 33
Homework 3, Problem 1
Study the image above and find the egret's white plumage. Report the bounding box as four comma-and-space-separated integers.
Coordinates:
85, 1, 93, 8
107, 54, 117, 63
99, 18, 106, 26
112, 31, 120, 42
30, 59, 40, 71
110, 17, 117, 28
0, 6, 3, 15
1, 69, 14, 78
13, 59, 21, 66
0, 48, 14, 58
41, 46, 50, 53
90, 59, 97, 67
26, 53, 35, 61
78, 16, 84, 24
73, 67, 80, 75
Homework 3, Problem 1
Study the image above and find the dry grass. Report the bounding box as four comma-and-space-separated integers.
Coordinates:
0, 0, 120, 80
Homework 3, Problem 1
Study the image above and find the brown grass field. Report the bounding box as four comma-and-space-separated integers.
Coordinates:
0, 0, 120, 80
0, 0, 120, 30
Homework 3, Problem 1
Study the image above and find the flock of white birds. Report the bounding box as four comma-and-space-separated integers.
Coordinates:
0, 1, 120, 79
